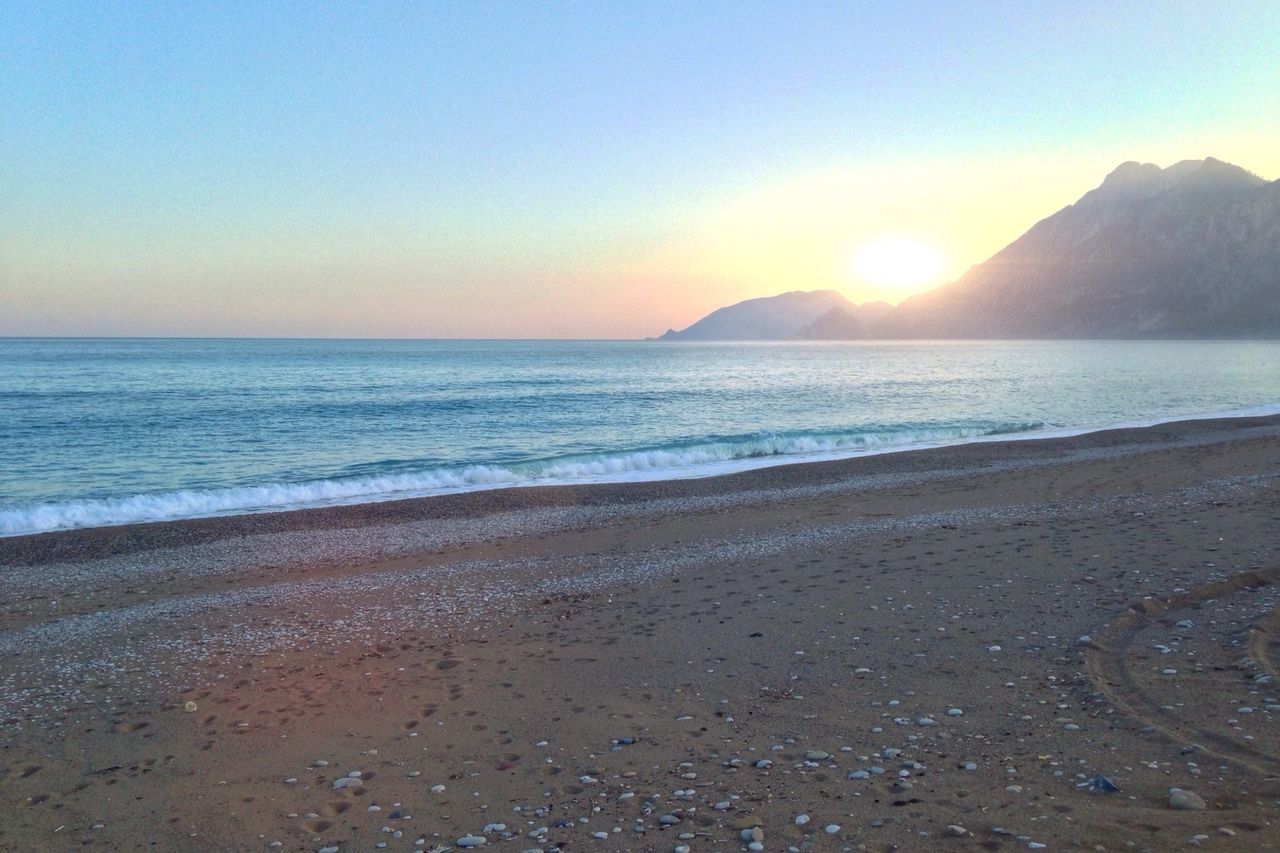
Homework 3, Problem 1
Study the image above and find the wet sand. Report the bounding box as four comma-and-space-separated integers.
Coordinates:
2, 415, 1279, 851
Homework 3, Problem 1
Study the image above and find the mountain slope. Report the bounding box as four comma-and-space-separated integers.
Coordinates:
658, 290, 859, 340
882, 157, 1279, 338
656, 158, 1280, 340
795, 301, 893, 339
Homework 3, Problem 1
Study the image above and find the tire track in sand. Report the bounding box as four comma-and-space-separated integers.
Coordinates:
1083, 566, 1280, 780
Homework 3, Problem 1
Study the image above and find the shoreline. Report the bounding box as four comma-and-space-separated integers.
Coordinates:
3, 413, 1279, 850
4, 403, 1279, 542
3, 411, 1279, 565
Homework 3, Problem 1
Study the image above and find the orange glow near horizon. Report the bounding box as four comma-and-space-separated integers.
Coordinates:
6, 142, 1277, 339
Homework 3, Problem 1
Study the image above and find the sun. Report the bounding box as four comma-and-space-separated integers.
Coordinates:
849, 236, 946, 292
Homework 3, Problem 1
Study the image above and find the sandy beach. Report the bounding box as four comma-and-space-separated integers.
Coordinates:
2, 415, 1279, 852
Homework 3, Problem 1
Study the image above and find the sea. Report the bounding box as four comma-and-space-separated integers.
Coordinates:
1, 338, 1278, 536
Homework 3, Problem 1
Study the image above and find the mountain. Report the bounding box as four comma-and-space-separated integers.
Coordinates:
658, 290, 877, 340
657, 158, 1280, 340
883, 157, 1278, 338
795, 301, 893, 339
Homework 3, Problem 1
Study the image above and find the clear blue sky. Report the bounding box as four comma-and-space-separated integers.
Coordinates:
3, 2, 1276, 337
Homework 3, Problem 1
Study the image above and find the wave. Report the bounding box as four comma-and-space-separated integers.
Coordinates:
0, 422, 1045, 536
4, 401, 1277, 538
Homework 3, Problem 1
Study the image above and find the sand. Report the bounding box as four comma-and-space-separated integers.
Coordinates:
2, 415, 1279, 851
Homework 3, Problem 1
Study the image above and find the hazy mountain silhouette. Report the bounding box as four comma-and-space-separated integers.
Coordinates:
658, 158, 1279, 340
657, 290, 887, 340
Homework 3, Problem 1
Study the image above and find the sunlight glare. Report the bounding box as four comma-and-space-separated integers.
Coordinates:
850, 236, 946, 290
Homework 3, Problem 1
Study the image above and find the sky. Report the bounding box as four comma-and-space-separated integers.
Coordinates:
2, 2, 1277, 339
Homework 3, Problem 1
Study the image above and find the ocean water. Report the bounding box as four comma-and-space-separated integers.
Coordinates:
1, 338, 1278, 536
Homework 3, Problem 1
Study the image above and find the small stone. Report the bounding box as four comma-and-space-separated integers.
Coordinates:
456, 836, 487, 848
947, 708, 963, 716
805, 750, 830, 761
824, 824, 840, 834
1078, 775, 1119, 794
332, 777, 363, 790
431, 784, 446, 793
1169, 788, 1206, 811
946, 825, 969, 838
183, 701, 198, 713
794, 814, 810, 826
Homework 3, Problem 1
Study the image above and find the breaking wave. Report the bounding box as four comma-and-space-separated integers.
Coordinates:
0, 421, 1044, 536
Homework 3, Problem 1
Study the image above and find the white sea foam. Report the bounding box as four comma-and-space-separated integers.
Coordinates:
2, 404, 1277, 537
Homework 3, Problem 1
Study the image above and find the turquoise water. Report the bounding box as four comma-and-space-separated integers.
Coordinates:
1, 338, 1277, 535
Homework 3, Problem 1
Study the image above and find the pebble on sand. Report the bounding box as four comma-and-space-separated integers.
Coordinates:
1169, 788, 1207, 811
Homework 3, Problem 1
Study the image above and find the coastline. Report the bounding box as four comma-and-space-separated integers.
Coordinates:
2, 413, 1279, 850
5, 401, 1280, 540
3, 411, 1279, 562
